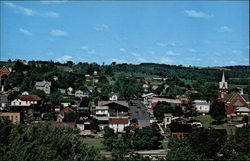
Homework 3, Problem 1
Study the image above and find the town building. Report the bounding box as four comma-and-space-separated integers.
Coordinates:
0, 112, 21, 124
218, 72, 228, 102
169, 122, 193, 139
193, 100, 210, 115
0, 66, 11, 91
35, 80, 51, 94
108, 117, 129, 133
0, 95, 8, 110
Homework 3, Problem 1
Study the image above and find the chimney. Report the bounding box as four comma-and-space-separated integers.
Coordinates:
240, 88, 244, 95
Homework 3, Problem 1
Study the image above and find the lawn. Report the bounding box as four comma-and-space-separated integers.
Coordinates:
82, 138, 105, 150
193, 115, 241, 135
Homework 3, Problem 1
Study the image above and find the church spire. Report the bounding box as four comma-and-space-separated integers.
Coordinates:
219, 71, 228, 89
221, 72, 225, 83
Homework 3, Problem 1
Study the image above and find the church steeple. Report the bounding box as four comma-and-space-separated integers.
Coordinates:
219, 72, 228, 89
218, 72, 228, 101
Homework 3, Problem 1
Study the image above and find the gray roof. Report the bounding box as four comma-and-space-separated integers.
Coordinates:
35, 80, 51, 87
0, 95, 8, 103
236, 107, 250, 112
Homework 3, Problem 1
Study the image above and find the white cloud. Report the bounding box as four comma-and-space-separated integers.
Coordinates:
203, 40, 212, 44
94, 24, 109, 32
185, 57, 201, 61
111, 58, 128, 64
5, 2, 36, 16
80, 46, 96, 54
184, 10, 214, 18
5, 2, 59, 18
50, 29, 68, 36
217, 26, 233, 33
159, 57, 173, 64
188, 48, 197, 53
81, 46, 88, 50
41, 0, 68, 4
131, 52, 140, 57
137, 58, 150, 63
44, 11, 59, 18
228, 61, 237, 65
149, 51, 156, 55
156, 42, 176, 47
166, 50, 179, 56
46, 51, 54, 56
232, 50, 242, 54
56, 55, 72, 62
120, 48, 127, 52
87, 50, 96, 54
19, 28, 32, 36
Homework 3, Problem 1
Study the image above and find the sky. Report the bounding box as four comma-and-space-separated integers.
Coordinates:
0, 0, 249, 66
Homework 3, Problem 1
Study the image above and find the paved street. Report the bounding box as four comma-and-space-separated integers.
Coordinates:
129, 99, 150, 128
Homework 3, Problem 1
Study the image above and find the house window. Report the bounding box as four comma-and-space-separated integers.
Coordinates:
166, 118, 170, 122
19, 102, 21, 105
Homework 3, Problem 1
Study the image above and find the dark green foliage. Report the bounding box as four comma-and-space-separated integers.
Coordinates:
153, 102, 183, 119
114, 76, 143, 100
172, 106, 184, 116
89, 118, 100, 132
210, 102, 226, 122
0, 118, 13, 160
30, 89, 46, 100
1, 122, 100, 161
48, 92, 63, 105
153, 102, 173, 120
187, 128, 227, 159
104, 126, 162, 152
4, 72, 24, 89
167, 139, 203, 160
63, 111, 76, 122
43, 112, 56, 121
184, 105, 199, 118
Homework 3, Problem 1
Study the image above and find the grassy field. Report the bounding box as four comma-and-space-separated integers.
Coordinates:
193, 115, 241, 135
82, 138, 105, 150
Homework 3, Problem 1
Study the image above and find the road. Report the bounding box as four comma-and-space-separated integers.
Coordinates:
129, 99, 150, 128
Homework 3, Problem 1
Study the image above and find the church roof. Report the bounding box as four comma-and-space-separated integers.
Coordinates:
224, 93, 249, 103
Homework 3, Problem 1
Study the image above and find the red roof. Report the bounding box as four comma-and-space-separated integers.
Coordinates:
18, 95, 41, 101
109, 118, 129, 124
151, 102, 158, 108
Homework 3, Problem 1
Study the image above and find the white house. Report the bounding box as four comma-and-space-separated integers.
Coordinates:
109, 93, 118, 101
94, 106, 109, 117
35, 80, 51, 94
163, 113, 173, 128
67, 87, 74, 95
193, 100, 210, 115
109, 118, 129, 133
61, 102, 71, 108
235, 107, 250, 116
75, 90, 84, 98
10, 95, 41, 107
22, 91, 29, 95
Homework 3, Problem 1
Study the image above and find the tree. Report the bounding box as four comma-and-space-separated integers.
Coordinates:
210, 102, 226, 123
63, 111, 76, 122
187, 128, 227, 159
167, 139, 203, 161
43, 112, 56, 121
153, 102, 173, 120
2, 123, 101, 161
184, 105, 199, 118
30, 89, 46, 100
48, 92, 63, 105
0, 118, 13, 159
172, 106, 184, 116
89, 118, 100, 132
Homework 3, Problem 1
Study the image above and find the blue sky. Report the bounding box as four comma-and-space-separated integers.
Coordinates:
0, 0, 249, 66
